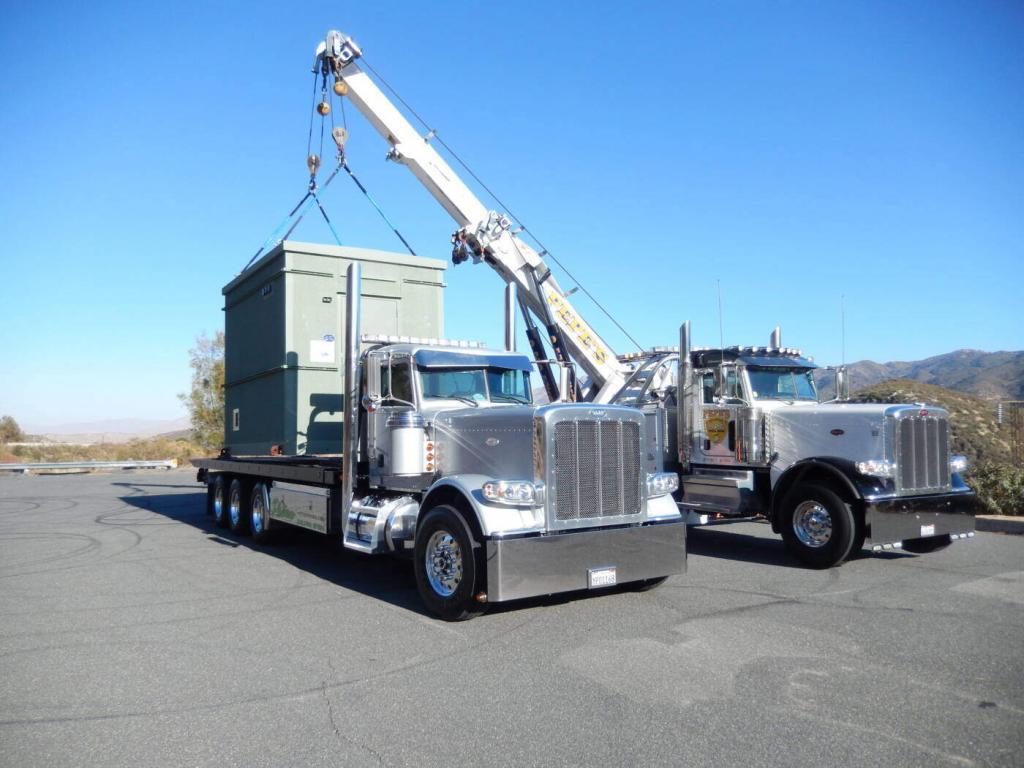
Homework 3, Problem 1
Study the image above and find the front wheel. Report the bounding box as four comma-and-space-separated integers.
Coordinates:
414, 505, 483, 621
780, 484, 856, 569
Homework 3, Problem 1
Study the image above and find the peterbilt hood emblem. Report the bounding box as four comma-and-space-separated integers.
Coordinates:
590, 409, 608, 418
484, 437, 501, 447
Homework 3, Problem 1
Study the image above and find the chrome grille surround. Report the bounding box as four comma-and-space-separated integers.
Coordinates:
545, 406, 644, 529
888, 406, 952, 495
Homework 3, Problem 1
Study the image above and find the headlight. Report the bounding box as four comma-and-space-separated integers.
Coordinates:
856, 459, 896, 478
949, 455, 968, 474
482, 480, 542, 506
646, 472, 679, 497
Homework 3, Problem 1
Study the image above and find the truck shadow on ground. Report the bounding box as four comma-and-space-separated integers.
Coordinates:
685, 524, 913, 565
117, 487, 618, 619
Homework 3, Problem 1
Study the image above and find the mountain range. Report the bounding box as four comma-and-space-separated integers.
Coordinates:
839, 349, 1024, 402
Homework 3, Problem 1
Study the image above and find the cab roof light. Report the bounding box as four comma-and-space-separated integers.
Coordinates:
361, 334, 485, 348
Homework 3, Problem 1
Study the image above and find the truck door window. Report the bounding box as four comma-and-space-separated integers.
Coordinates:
702, 373, 715, 404
381, 359, 413, 402
487, 368, 532, 403
701, 369, 741, 403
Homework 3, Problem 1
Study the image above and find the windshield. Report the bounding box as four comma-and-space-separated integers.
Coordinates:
418, 366, 532, 405
747, 368, 818, 401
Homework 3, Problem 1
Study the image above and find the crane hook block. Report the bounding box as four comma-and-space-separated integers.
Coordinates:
332, 127, 348, 150
333, 78, 348, 96
307, 154, 321, 176
317, 101, 331, 116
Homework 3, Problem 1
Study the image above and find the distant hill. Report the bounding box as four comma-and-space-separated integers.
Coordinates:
21, 417, 190, 445
848, 379, 1011, 465
837, 349, 1024, 402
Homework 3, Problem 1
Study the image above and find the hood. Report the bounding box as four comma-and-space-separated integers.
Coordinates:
765, 402, 893, 475
432, 405, 536, 478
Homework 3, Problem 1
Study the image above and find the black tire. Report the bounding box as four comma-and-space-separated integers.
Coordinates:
249, 482, 273, 545
228, 478, 251, 535
629, 576, 669, 592
414, 505, 483, 621
849, 516, 867, 558
780, 484, 856, 569
210, 475, 229, 528
902, 534, 952, 554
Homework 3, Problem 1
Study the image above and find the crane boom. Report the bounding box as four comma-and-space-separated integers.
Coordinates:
317, 30, 629, 402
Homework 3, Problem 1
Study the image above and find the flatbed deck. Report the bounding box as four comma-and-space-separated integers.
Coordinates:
192, 455, 343, 486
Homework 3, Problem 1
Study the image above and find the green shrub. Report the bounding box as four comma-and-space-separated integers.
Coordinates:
966, 462, 1024, 516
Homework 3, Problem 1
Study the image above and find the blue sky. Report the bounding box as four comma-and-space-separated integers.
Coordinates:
1, 1, 1021, 426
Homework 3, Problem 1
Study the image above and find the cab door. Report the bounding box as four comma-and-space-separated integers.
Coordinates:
368, 353, 416, 486
692, 367, 744, 467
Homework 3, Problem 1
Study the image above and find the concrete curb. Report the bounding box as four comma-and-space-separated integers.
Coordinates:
976, 515, 1024, 535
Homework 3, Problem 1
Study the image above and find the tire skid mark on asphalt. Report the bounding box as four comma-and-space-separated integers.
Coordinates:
0, 579, 335, 621
0, 531, 103, 573
0, 611, 540, 728
0, 595, 354, 655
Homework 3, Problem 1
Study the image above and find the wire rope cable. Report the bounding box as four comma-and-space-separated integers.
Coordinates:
359, 57, 643, 351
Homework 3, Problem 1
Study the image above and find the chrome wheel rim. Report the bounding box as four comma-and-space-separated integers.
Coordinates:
213, 484, 224, 520
425, 530, 463, 597
229, 488, 242, 527
251, 490, 266, 534
793, 501, 832, 548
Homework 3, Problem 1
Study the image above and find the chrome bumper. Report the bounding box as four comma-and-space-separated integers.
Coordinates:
484, 519, 687, 603
866, 490, 978, 546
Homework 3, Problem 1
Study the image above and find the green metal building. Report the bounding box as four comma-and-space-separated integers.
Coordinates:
223, 241, 446, 455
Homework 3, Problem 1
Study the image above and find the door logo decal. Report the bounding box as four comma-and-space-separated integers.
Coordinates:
703, 410, 730, 444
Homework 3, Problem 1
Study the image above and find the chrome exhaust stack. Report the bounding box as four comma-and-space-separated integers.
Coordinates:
678, 321, 692, 470
504, 283, 517, 352
770, 325, 781, 349
342, 262, 361, 540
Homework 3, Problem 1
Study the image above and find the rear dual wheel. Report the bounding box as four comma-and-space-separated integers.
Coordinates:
228, 478, 251, 534
249, 482, 273, 545
208, 475, 229, 528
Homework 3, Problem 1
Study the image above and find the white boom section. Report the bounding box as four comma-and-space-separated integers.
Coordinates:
323, 33, 628, 401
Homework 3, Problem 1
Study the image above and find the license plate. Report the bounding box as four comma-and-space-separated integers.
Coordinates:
920, 524, 936, 537
588, 567, 617, 589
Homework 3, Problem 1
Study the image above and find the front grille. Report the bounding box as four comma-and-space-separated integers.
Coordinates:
553, 419, 642, 522
895, 415, 951, 493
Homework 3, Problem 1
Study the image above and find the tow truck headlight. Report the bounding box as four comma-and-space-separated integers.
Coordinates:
949, 455, 968, 475
646, 472, 679, 497
856, 459, 896, 478
482, 480, 542, 506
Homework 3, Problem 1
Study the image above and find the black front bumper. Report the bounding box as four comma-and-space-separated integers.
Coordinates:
865, 490, 977, 546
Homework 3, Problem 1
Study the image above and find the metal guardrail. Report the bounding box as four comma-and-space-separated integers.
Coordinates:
0, 460, 178, 473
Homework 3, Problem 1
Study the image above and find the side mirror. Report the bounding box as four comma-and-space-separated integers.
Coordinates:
713, 367, 724, 399
836, 367, 850, 401
364, 356, 382, 411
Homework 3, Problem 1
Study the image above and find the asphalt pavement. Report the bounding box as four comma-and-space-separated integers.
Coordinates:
1, 470, 1021, 768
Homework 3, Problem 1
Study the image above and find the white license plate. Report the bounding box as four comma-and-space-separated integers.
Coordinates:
588, 567, 617, 589
920, 524, 936, 537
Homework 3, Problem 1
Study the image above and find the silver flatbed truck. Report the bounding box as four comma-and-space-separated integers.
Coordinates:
194, 265, 685, 620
